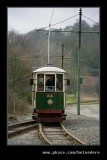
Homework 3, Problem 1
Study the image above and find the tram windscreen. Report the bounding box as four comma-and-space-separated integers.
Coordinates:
45, 74, 55, 91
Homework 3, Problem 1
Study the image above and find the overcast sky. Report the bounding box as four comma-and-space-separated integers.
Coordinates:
8, 7, 99, 34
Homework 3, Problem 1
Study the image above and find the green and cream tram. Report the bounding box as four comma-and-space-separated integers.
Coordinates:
30, 66, 69, 122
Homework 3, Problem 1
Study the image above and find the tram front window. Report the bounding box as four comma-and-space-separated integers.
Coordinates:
56, 74, 63, 91
37, 74, 44, 91
45, 75, 55, 91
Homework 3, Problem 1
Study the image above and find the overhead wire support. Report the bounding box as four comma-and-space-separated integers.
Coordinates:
81, 31, 99, 34
62, 43, 64, 69
37, 29, 78, 33
37, 29, 99, 34
77, 8, 99, 116
77, 8, 82, 115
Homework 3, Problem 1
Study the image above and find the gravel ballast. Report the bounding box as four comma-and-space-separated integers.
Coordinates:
63, 104, 100, 145
8, 104, 100, 145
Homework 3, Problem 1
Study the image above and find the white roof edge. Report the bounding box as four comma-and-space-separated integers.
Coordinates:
33, 66, 66, 73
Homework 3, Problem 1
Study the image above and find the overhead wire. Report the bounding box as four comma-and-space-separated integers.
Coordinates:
42, 14, 79, 30
74, 8, 78, 22
82, 14, 99, 25
90, 10, 99, 18
20, 9, 99, 65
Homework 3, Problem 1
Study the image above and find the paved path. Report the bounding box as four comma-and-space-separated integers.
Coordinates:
66, 104, 99, 119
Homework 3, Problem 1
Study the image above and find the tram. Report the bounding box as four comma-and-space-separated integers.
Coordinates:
30, 65, 70, 122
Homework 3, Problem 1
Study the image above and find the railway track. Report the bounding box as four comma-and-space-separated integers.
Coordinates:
39, 122, 86, 145
8, 121, 86, 145
8, 120, 38, 138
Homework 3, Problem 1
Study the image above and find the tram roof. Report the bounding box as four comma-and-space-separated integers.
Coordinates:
33, 66, 66, 73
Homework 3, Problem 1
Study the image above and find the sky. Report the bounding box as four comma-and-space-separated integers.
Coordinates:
8, 7, 99, 34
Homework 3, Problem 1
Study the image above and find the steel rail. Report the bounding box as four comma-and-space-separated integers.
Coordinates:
8, 120, 36, 130
8, 121, 38, 138
38, 123, 52, 144
60, 123, 86, 145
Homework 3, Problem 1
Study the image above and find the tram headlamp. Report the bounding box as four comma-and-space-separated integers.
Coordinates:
47, 99, 53, 105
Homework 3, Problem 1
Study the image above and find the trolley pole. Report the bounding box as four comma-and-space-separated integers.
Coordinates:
48, 23, 51, 65
77, 8, 82, 115
62, 43, 64, 69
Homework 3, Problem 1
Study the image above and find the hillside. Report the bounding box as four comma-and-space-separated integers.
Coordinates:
8, 20, 100, 115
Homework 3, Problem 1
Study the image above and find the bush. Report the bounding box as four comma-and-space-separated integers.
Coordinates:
22, 91, 32, 103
